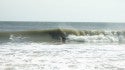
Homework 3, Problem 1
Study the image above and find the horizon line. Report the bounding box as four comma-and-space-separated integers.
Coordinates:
0, 21, 125, 23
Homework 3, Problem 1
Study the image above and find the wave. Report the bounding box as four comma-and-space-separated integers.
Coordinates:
0, 28, 125, 44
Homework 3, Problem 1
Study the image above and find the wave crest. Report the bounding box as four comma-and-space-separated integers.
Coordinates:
0, 29, 125, 44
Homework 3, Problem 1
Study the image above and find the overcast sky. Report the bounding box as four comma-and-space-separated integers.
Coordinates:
0, 0, 125, 22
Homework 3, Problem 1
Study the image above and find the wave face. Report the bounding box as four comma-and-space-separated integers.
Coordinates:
0, 29, 125, 44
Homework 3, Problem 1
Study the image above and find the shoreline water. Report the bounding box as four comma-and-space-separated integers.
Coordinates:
0, 43, 125, 70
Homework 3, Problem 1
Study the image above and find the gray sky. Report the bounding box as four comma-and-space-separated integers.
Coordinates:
0, 0, 125, 22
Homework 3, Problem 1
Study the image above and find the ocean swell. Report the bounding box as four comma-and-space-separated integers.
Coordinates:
0, 28, 125, 44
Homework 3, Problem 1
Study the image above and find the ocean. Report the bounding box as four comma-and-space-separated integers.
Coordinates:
0, 21, 125, 70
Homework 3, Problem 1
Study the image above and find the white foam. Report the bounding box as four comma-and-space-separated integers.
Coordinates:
67, 34, 120, 43
0, 43, 125, 70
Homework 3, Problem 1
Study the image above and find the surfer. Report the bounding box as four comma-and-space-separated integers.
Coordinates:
48, 29, 67, 43
58, 32, 66, 43
59, 35, 66, 43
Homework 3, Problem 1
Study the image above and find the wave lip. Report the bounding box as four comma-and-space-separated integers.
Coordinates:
0, 28, 125, 44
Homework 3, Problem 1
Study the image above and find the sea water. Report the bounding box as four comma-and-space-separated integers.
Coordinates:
0, 22, 125, 70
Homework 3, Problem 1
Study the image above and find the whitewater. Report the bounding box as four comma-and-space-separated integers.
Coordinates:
0, 43, 125, 70
0, 22, 125, 70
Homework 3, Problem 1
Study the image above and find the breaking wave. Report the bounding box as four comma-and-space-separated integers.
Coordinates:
0, 28, 125, 44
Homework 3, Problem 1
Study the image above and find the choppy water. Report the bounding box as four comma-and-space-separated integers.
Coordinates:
0, 22, 125, 70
